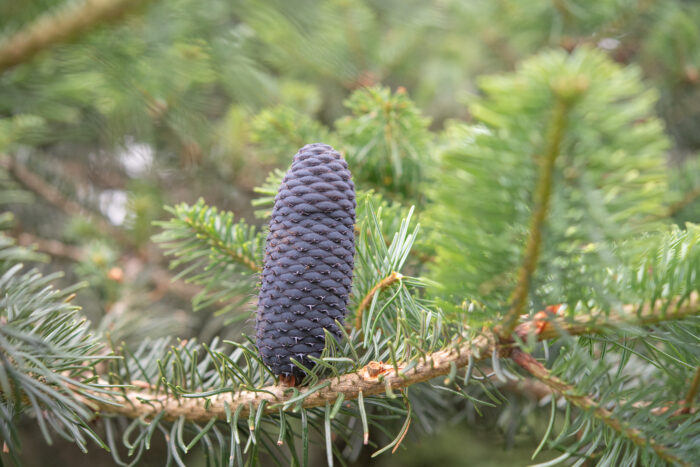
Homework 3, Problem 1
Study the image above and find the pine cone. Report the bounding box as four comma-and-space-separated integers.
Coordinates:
256, 143, 356, 380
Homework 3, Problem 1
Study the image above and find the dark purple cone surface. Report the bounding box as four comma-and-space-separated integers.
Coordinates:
256, 143, 355, 378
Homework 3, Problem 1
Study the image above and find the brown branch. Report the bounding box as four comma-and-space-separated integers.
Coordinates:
0, 155, 127, 244
667, 186, 700, 220
16, 232, 85, 262
518, 291, 699, 341
84, 334, 495, 422
500, 95, 573, 339
488, 362, 698, 415
1, 156, 87, 217
645, 184, 700, 223
632, 400, 698, 417
354, 271, 402, 329
475, 366, 553, 402
14, 231, 201, 301
82, 292, 699, 423
684, 365, 700, 413
2, 155, 244, 301
0, 0, 151, 74
147, 265, 202, 302
512, 349, 692, 467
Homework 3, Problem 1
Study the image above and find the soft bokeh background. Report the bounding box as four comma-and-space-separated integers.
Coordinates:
1, 0, 699, 465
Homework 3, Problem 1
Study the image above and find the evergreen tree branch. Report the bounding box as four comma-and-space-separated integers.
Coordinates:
178, 214, 261, 273
511, 348, 692, 467
354, 271, 402, 329
15, 232, 85, 262
501, 94, 574, 339
521, 292, 699, 341
14, 231, 202, 301
667, 186, 700, 220
684, 366, 700, 413
83, 294, 698, 422
0, 155, 127, 244
154, 200, 264, 315
0, 0, 152, 73
0, 251, 113, 459
2, 156, 202, 301
84, 334, 495, 422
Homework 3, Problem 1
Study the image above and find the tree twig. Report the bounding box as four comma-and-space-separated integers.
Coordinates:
3, 155, 211, 301
14, 231, 201, 301
500, 95, 572, 339
0, 155, 127, 244
518, 292, 699, 341
683, 365, 700, 414
667, 186, 700, 220
16, 232, 85, 262
511, 348, 692, 467
354, 271, 402, 329
86, 334, 495, 422
0, 0, 151, 73
82, 292, 699, 421
180, 215, 262, 273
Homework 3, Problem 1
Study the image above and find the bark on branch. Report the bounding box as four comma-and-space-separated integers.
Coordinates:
3, 156, 201, 301
501, 95, 572, 338
14, 231, 201, 301
0, 155, 126, 243
83, 292, 698, 422
0, 0, 151, 73
512, 349, 692, 467
354, 271, 402, 329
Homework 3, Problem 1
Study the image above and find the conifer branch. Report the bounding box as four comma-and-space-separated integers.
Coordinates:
13, 231, 202, 301
684, 366, 700, 413
0, 155, 127, 244
83, 294, 698, 422
511, 349, 692, 467
179, 214, 261, 273
15, 231, 85, 262
354, 271, 402, 329
667, 186, 700, 220
501, 95, 573, 339
519, 292, 699, 341
2, 159, 204, 300
0, 0, 151, 73
86, 334, 495, 422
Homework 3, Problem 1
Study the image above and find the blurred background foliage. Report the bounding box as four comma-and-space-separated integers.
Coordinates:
1, 0, 700, 465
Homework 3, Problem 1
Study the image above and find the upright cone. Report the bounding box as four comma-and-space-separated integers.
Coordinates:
256, 143, 356, 379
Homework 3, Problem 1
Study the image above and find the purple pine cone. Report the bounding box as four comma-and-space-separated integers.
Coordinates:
256, 143, 356, 379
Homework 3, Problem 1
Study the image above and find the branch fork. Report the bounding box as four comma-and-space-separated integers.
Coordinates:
82, 296, 698, 424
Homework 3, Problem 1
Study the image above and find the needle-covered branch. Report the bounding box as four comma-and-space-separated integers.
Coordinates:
0, 155, 126, 243
511, 349, 692, 467
684, 366, 700, 413
85, 294, 699, 421
86, 334, 492, 422
153, 200, 264, 314
0, 0, 152, 73
501, 94, 572, 338
354, 271, 403, 329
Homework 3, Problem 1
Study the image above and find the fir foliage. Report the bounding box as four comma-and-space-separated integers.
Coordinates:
0, 234, 110, 464
1, 2, 700, 466
153, 199, 264, 319
430, 48, 669, 314
336, 86, 432, 200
